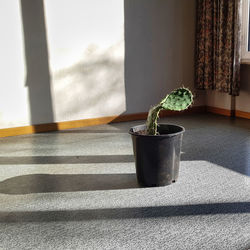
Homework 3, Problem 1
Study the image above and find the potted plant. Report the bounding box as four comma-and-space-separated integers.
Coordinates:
129, 87, 193, 187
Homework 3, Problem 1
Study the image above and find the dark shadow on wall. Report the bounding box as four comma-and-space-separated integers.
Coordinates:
240, 64, 250, 93
20, 0, 57, 130
123, 0, 196, 115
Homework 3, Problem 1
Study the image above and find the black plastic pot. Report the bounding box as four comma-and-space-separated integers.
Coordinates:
129, 124, 185, 187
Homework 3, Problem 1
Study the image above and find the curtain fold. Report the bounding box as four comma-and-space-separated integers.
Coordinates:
195, 0, 242, 96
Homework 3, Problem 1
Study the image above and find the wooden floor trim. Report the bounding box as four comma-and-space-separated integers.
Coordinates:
235, 110, 250, 119
0, 116, 118, 138
207, 106, 250, 119
0, 106, 205, 138
2, 105, 249, 138
206, 106, 232, 117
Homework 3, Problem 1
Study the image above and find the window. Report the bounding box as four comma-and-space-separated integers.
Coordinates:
241, 0, 250, 62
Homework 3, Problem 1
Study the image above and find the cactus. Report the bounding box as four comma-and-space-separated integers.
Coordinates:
146, 87, 193, 135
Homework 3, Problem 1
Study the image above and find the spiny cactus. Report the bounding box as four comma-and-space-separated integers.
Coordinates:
146, 87, 193, 135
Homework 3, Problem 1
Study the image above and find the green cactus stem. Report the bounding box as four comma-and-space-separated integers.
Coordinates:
146, 87, 193, 135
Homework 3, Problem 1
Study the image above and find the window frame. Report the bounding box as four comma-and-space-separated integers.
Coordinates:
241, 0, 250, 63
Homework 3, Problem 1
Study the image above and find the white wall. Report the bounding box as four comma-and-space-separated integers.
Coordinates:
0, 0, 199, 129
0, 1, 30, 128
45, 0, 126, 123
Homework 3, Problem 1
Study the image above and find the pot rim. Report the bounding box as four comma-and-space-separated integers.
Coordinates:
129, 123, 185, 137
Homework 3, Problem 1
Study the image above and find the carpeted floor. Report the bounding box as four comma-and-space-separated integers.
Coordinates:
0, 114, 249, 250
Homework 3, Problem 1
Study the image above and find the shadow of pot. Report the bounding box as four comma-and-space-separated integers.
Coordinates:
129, 124, 185, 187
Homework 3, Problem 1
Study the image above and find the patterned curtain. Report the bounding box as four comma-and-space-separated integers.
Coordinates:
195, 0, 242, 96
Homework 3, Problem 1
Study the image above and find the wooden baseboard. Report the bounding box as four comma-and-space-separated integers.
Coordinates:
0, 106, 206, 138
112, 105, 206, 122
206, 106, 232, 116
206, 106, 250, 119
160, 105, 206, 117
0, 116, 118, 138
1, 105, 249, 138
110, 112, 148, 123
235, 110, 250, 119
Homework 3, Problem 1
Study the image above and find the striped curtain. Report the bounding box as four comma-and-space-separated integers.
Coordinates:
195, 0, 242, 96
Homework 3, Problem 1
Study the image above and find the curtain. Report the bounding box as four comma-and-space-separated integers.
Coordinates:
195, 0, 242, 96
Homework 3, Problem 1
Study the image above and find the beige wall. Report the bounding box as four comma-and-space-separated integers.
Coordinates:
206, 91, 231, 110
0, 0, 198, 129
124, 0, 204, 113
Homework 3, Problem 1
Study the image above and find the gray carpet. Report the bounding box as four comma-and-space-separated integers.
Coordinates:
0, 114, 249, 250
